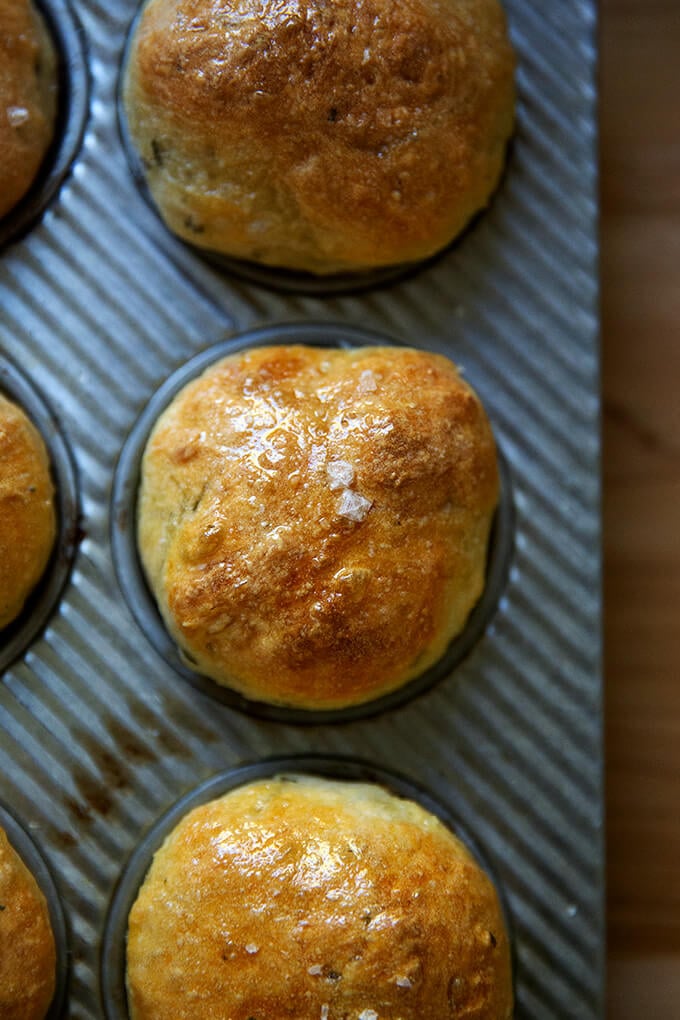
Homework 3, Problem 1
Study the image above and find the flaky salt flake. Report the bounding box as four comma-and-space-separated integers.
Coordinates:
396, 976, 412, 988
245, 943, 259, 954
206, 613, 233, 635
308, 964, 323, 975
358, 369, 378, 394
7, 106, 29, 126
326, 460, 355, 490
337, 489, 372, 523
359, 1011, 378, 1020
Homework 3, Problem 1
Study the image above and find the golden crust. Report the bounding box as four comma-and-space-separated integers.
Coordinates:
127, 775, 513, 1020
138, 344, 499, 709
0, 0, 58, 221
123, 0, 515, 273
0, 394, 57, 629
0, 826, 56, 1020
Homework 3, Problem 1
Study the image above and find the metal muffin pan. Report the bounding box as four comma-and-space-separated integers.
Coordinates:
111, 320, 515, 725
100, 754, 517, 1018
0, 1, 601, 1018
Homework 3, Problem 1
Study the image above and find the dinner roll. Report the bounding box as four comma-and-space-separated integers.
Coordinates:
0, 0, 58, 221
0, 393, 57, 629
127, 774, 513, 1019
0, 825, 57, 1020
137, 344, 499, 709
123, 0, 515, 274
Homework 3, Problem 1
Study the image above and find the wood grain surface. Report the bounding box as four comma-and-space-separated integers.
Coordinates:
602, 0, 680, 1014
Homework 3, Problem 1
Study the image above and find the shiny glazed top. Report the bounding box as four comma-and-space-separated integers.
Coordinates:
0, 826, 56, 1020
0, 393, 56, 629
137, 344, 499, 709
126, 775, 513, 1019
123, 0, 515, 272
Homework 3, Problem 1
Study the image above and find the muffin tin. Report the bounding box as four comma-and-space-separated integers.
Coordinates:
115, 3, 466, 297
100, 755, 516, 1018
111, 320, 515, 724
0, 1, 602, 1018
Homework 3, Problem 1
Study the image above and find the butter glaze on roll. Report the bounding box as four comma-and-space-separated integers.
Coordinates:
0, 826, 56, 1020
0, 394, 57, 629
0, 0, 57, 221
126, 775, 513, 1019
122, 0, 515, 274
137, 344, 499, 709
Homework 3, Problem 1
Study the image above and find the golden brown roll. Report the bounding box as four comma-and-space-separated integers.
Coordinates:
123, 0, 515, 274
0, 825, 57, 1020
0, 0, 58, 221
0, 393, 57, 629
137, 344, 499, 709
127, 774, 513, 1019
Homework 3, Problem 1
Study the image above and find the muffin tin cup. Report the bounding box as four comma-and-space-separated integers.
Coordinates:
0, 802, 69, 1020
0, 355, 80, 673
0, 0, 89, 250
110, 321, 515, 725
100, 753, 515, 1020
116, 3, 445, 296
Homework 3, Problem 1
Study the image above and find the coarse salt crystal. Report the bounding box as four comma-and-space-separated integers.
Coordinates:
326, 460, 355, 490
358, 369, 378, 393
245, 943, 259, 954
206, 614, 233, 635
337, 489, 372, 522
359, 1011, 378, 1020
7, 106, 29, 126
320, 1005, 330, 1020
396, 976, 412, 988
308, 964, 323, 975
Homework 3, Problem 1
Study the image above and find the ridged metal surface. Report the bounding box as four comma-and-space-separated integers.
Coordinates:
0, 1, 601, 1017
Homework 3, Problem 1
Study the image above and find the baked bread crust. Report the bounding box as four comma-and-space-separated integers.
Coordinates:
0, 0, 58, 221
123, 0, 515, 273
137, 344, 499, 709
127, 775, 513, 1019
0, 394, 57, 629
0, 826, 56, 1020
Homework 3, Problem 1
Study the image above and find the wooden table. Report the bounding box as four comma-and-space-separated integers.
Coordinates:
602, 1, 680, 1014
